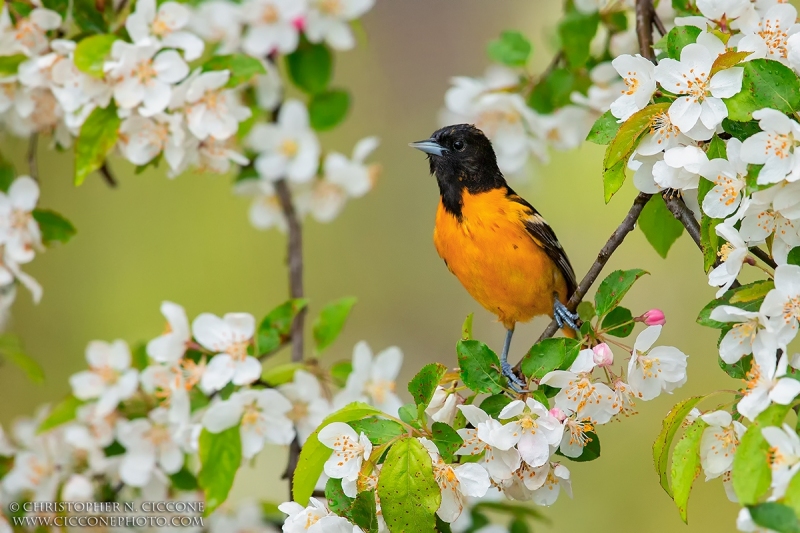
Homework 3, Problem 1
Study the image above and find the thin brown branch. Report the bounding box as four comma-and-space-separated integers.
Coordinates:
750, 247, 778, 270
98, 162, 118, 188
274, 177, 306, 499
635, 0, 658, 60
27, 134, 38, 182
662, 191, 701, 249
653, 10, 667, 36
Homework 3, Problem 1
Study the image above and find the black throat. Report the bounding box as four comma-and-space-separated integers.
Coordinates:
432, 159, 506, 219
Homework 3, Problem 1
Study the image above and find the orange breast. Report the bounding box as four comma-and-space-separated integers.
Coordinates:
433, 188, 568, 329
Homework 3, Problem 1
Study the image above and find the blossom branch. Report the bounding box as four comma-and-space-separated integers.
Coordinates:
635, 0, 658, 60
751, 246, 778, 270
98, 162, 118, 188
662, 191, 701, 248
27, 134, 38, 182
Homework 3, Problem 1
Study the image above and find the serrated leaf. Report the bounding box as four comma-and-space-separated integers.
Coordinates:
198, 426, 241, 515
558, 11, 600, 68
456, 340, 505, 394
586, 110, 620, 145
73, 0, 107, 33
462, 313, 473, 341
520, 337, 581, 379
722, 117, 761, 141
309, 89, 350, 131
733, 404, 791, 505
725, 59, 800, 121
408, 363, 447, 408
711, 50, 751, 76
749, 502, 800, 533
556, 431, 600, 462
577, 301, 596, 321
639, 194, 685, 258
603, 158, 627, 203
325, 477, 354, 516
293, 402, 382, 505
257, 299, 308, 355
653, 395, 707, 497
487, 31, 532, 67
697, 280, 774, 328
528, 68, 590, 114
480, 394, 512, 419
666, 25, 701, 60
348, 417, 405, 446
74, 34, 117, 78
670, 418, 706, 523
285, 39, 332, 94
33, 209, 76, 245
377, 437, 440, 533
74, 103, 120, 186
202, 54, 266, 87
37, 395, 83, 434
431, 422, 463, 463
601, 306, 634, 337
313, 297, 356, 352
719, 353, 752, 379
594, 268, 648, 317
350, 489, 379, 533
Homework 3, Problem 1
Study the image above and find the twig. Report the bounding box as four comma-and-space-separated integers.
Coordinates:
635, 0, 658, 60
274, 177, 306, 498
662, 191, 701, 249
27, 134, 38, 182
98, 162, 118, 188
514, 192, 653, 372
750, 247, 778, 270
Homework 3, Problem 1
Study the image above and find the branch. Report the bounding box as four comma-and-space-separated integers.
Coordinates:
98, 162, 119, 188
635, 0, 658, 60
662, 191, 701, 249
27, 134, 38, 182
750, 246, 778, 270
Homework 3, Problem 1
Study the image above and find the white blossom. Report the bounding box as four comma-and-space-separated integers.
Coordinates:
540, 349, 618, 424
278, 369, 332, 445
699, 410, 745, 480
609, 54, 656, 120
335, 341, 403, 416
192, 312, 261, 393
69, 340, 139, 416
738, 353, 800, 421
741, 108, 800, 184
126, 0, 204, 60
116, 407, 184, 487
627, 326, 688, 400
305, 0, 375, 51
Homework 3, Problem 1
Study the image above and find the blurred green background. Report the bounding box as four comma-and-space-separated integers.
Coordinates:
0, 1, 754, 531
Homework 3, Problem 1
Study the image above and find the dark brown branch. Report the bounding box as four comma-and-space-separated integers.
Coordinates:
750, 247, 778, 270
27, 134, 38, 182
98, 162, 118, 188
662, 191, 701, 249
274, 177, 306, 498
635, 0, 658, 60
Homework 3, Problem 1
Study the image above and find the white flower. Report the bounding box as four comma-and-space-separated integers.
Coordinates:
741, 108, 800, 184
118, 113, 186, 169
126, 0, 204, 60
241, 0, 305, 56
305, 0, 374, 51
762, 423, 800, 497
710, 306, 766, 364
192, 312, 261, 393
761, 264, 800, 343
697, 0, 756, 21
609, 54, 656, 121
653, 145, 708, 190
536, 106, 593, 152
740, 203, 800, 265
69, 340, 139, 416
495, 398, 563, 468
739, 354, 800, 421
530, 463, 572, 506
279, 498, 353, 533
558, 415, 598, 458
62, 473, 94, 501
0, 176, 41, 264
708, 223, 749, 297
653, 43, 743, 137
146, 301, 190, 364
180, 70, 251, 141
635, 110, 691, 156
2, 449, 60, 501
0, 8, 61, 56
318, 422, 371, 496
420, 438, 490, 523
194, 136, 250, 174
116, 407, 184, 487
737, 3, 800, 63
540, 349, 618, 424
324, 136, 379, 198
570, 62, 624, 113
203, 388, 295, 457
699, 138, 748, 218
426, 386, 462, 425
107, 42, 188, 116
190, 1, 243, 55
279, 369, 332, 445
335, 341, 403, 416
208, 499, 278, 533
699, 410, 745, 480
627, 326, 688, 400
248, 99, 320, 183
455, 405, 521, 483
235, 179, 288, 231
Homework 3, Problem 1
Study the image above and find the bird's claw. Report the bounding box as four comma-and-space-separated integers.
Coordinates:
554, 300, 580, 331
501, 360, 527, 393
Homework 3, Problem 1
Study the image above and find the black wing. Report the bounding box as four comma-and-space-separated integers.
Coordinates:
507, 189, 577, 298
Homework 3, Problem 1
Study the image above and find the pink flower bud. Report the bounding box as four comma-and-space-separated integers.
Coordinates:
549, 407, 566, 422
640, 308, 666, 326
592, 343, 614, 367
293, 16, 306, 30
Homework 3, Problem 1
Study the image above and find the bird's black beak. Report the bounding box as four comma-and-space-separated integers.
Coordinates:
409, 139, 446, 156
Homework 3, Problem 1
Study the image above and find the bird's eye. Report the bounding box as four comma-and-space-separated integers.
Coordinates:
453, 140, 465, 152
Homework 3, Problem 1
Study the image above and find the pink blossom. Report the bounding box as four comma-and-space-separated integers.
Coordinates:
592, 343, 614, 367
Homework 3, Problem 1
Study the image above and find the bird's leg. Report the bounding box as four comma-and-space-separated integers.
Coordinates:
553, 295, 580, 332
500, 327, 526, 392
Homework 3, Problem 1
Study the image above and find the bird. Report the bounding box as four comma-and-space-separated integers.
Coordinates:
410, 124, 579, 390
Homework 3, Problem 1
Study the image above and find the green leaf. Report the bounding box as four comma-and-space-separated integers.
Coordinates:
733, 404, 791, 505
74, 103, 120, 186
399, 402, 421, 428
73, 0, 108, 33
456, 340, 505, 394
577, 301, 596, 322
556, 431, 600, 462
725, 59, 800, 121
697, 280, 774, 328
666, 25, 701, 60
350, 490, 380, 533
74, 34, 117, 78
330, 361, 352, 387
528, 68, 590, 114
783, 472, 800, 517
169, 465, 199, 491
462, 313, 474, 341
0, 334, 43, 384
431, 422, 464, 463
603, 158, 627, 204
586, 110, 620, 145
480, 394, 512, 418
706, 134, 728, 160
788, 246, 800, 266
0, 54, 25, 76
377, 437, 440, 533
749, 502, 800, 533
325, 477, 354, 516
41, 0, 68, 15
309, 89, 350, 131
313, 297, 356, 352
558, 11, 600, 68
33, 209, 76, 245
257, 299, 308, 355
601, 306, 634, 337
293, 402, 382, 505
711, 50, 751, 76
0, 158, 14, 193
638, 194, 684, 258
260, 362, 305, 386
653, 395, 707, 497
594, 268, 648, 317
510, 519, 530, 533
202, 54, 266, 87
487, 31, 532, 67
348, 417, 405, 446
670, 418, 706, 523
722, 117, 761, 141
719, 353, 752, 380
700, 214, 721, 272
408, 363, 447, 408
37, 395, 83, 434
520, 337, 581, 379
285, 40, 333, 94
198, 426, 241, 515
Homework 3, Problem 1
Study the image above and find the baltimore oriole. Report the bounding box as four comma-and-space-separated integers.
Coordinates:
410, 124, 579, 390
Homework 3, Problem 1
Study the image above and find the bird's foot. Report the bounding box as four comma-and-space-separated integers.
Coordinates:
554, 300, 580, 331
501, 360, 527, 393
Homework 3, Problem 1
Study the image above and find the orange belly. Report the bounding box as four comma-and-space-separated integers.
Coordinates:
433, 189, 568, 330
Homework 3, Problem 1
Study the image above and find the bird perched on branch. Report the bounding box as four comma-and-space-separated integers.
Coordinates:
410, 124, 579, 390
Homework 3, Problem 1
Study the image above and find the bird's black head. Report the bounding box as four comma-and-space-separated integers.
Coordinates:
410, 124, 506, 217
